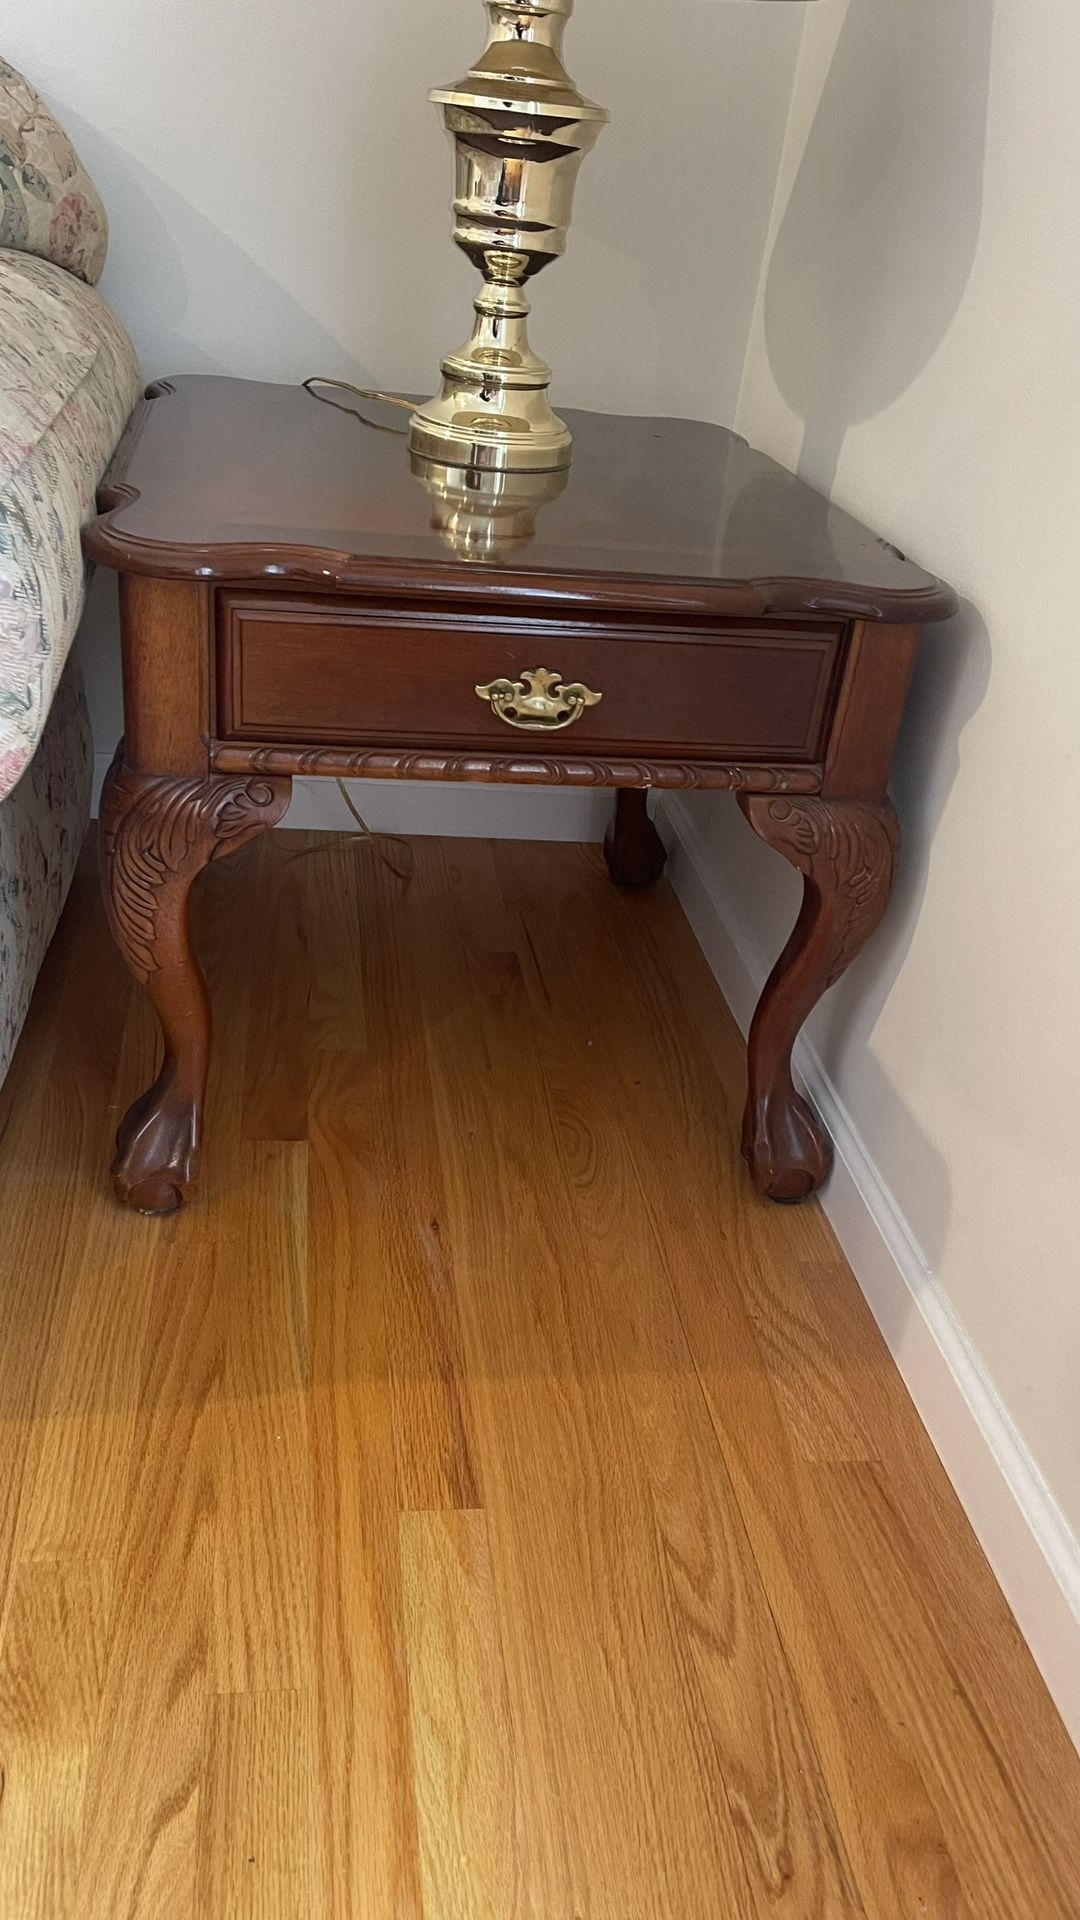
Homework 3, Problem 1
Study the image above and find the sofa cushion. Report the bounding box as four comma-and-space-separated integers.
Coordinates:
0, 649, 91, 1089
0, 58, 107, 284
0, 249, 140, 801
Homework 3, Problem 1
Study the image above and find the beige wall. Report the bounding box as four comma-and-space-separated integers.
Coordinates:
683, 0, 1080, 1543
6, 3, 803, 418
5, 0, 803, 786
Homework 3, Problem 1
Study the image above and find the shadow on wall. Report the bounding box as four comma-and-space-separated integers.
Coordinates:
58, 120, 382, 388
56, 0, 459, 396
757, 0, 995, 1271
764, 0, 993, 495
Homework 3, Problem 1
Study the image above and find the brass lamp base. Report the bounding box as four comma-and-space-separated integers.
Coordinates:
407, 409, 572, 475
411, 0, 607, 475
409, 271, 573, 473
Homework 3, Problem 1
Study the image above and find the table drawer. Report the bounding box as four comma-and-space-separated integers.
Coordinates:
216, 595, 844, 762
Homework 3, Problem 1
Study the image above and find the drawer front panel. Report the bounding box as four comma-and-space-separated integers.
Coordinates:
216, 597, 844, 762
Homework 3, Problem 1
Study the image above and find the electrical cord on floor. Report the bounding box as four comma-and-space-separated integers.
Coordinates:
281, 778, 415, 884
334, 778, 414, 883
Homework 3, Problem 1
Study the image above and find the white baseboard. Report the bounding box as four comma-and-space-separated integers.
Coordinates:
91, 756, 608, 843
661, 793, 1080, 1754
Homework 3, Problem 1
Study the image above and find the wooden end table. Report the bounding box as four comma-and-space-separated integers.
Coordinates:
83, 377, 955, 1215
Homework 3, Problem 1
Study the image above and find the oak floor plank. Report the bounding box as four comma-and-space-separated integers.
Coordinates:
14, 850, 211, 1563
306, 1047, 425, 1920
71, 1197, 230, 1920
663, 1315, 977, 1920
814, 1459, 1079, 1919
411, 837, 760, 1920
603, 864, 879, 1464
0, 849, 130, 1637
618, 864, 1080, 1874
799, 1253, 1080, 1870
1, 828, 1079, 1918
242, 833, 313, 1143
728, 1248, 879, 1465
358, 858, 481, 1515
71, 860, 307, 1915
0, 1559, 112, 1920
195, 1690, 325, 1920
303, 834, 368, 1052
17, 1189, 158, 1561
400, 1509, 527, 1920
494, 839, 866, 1918
532, 844, 974, 1920
211, 1142, 312, 1695
584, 852, 1080, 1912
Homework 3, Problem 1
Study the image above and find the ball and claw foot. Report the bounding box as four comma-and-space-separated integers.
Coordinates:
742, 1085, 833, 1204
111, 1080, 200, 1215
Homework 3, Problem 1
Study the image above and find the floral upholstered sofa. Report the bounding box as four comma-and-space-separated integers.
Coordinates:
0, 57, 140, 1087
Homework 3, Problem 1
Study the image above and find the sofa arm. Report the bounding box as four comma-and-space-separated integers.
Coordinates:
0, 57, 107, 284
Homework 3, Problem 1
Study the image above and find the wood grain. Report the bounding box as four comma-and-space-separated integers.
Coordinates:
812, 1459, 1078, 1917
359, 857, 481, 1515
410, 837, 769, 1920
730, 1253, 878, 1466
196, 1690, 325, 1920
16, 917, 165, 1560
305, 1047, 425, 1920
546, 851, 987, 1917
1, 828, 1078, 1920
400, 1510, 523, 1920
493, 837, 864, 1917
0, 851, 131, 1635
71, 1190, 227, 1920
0, 1561, 112, 1920
211, 1142, 312, 1694
241, 833, 311, 1144
17, 1197, 158, 1559
808, 1245, 1080, 1889
303, 836, 368, 1052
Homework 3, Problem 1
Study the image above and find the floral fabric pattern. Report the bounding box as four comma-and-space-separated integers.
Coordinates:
0, 58, 107, 284
0, 66, 134, 1090
0, 247, 140, 801
0, 649, 91, 1089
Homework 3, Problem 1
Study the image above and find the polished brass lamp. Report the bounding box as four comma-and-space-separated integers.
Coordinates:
408, 0, 608, 474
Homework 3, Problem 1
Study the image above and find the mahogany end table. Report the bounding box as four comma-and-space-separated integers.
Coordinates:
83, 377, 956, 1215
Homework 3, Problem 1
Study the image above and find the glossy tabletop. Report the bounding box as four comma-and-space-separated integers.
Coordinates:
86, 376, 956, 624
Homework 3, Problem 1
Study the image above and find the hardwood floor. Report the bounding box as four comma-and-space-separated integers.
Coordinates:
1, 827, 1078, 1919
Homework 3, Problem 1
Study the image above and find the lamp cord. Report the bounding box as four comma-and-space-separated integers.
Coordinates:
302, 375, 411, 437
281, 378, 421, 880
281, 778, 415, 886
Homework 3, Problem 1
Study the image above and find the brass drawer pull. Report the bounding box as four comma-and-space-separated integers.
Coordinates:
475, 667, 602, 732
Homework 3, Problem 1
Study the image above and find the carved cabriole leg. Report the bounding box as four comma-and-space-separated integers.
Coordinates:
737, 795, 900, 1203
604, 788, 667, 888
99, 756, 291, 1213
